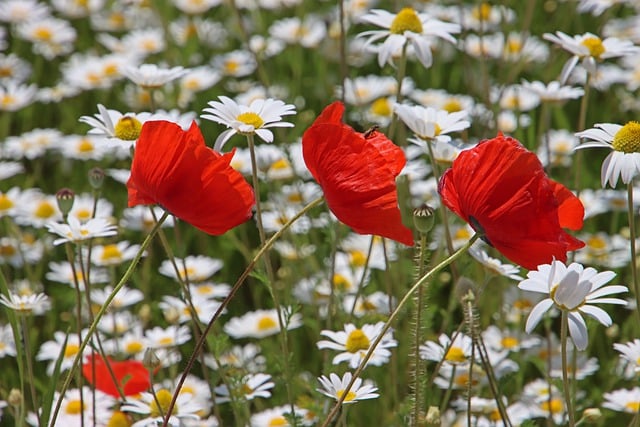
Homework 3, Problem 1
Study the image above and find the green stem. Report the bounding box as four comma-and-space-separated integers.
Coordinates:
320, 233, 479, 427
560, 311, 575, 427
627, 182, 640, 324
49, 211, 170, 427
161, 196, 325, 427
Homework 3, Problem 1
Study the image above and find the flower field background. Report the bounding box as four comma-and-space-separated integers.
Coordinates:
3, 0, 640, 426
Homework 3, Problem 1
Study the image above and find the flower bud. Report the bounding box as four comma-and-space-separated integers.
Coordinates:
8, 388, 23, 407
55, 188, 75, 218
581, 408, 602, 424
88, 167, 105, 190
424, 406, 440, 425
413, 204, 435, 234
143, 348, 161, 371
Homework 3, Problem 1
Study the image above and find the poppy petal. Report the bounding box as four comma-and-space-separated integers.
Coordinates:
82, 354, 150, 397
302, 102, 413, 246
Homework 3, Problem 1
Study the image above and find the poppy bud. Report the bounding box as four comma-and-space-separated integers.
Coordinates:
143, 348, 161, 371
55, 188, 75, 218
88, 167, 105, 190
8, 389, 22, 407
413, 204, 435, 234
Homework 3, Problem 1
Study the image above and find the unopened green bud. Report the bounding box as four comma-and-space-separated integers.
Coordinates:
88, 167, 105, 190
413, 204, 435, 234
143, 348, 161, 371
55, 188, 75, 217
581, 408, 602, 424
424, 406, 440, 425
8, 388, 23, 407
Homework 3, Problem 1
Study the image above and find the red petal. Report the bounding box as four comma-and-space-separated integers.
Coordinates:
82, 355, 150, 397
127, 121, 255, 235
303, 102, 413, 246
548, 180, 585, 230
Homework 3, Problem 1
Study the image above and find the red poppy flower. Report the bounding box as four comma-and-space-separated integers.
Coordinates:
302, 101, 413, 246
438, 133, 585, 270
127, 120, 254, 235
82, 354, 149, 397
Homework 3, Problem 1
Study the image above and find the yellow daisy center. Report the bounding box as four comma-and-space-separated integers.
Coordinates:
0, 243, 16, 257
114, 116, 143, 141
35, 201, 55, 219
270, 158, 290, 171
587, 236, 607, 251
64, 343, 80, 358
433, 123, 442, 136
359, 299, 377, 312
445, 346, 466, 363
581, 36, 605, 58
626, 402, 640, 412
75, 208, 91, 221
257, 315, 277, 331
106, 411, 131, 427
345, 328, 370, 353
236, 112, 264, 129
390, 8, 423, 35
332, 273, 352, 291
454, 227, 471, 240
34, 27, 53, 41
349, 250, 367, 268
125, 341, 144, 354
472, 3, 492, 21
500, 336, 519, 349
513, 299, 532, 311
370, 97, 392, 117
336, 389, 357, 402
65, 399, 85, 415
268, 416, 288, 426
506, 39, 522, 54
0, 66, 13, 78
78, 138, 95, 153
442, 99, 462, 113
100, 244, 123, 261
1, 94, 15, 107
158, 336, 174, 346
540, 398, 563, 414
0, 195, 14, 211
224, 60, 239, 74
612, 121, 640, 153
150, 389, 176, 418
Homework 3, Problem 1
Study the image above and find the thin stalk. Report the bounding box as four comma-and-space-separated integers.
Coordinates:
49, 211, 170, 427
161, 197, 325, 427
628, 182, 640, 324
19, 315, 39, 426
387, 42, 409, 143
410, 234, 429, 426
560, 311, 575, 427
320, 233, 480, 427
573, 76, 591, 195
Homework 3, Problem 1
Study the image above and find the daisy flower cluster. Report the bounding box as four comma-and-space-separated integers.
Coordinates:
3, 0, 640, 426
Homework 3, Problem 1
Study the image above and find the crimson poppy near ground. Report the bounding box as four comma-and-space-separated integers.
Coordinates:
302, 101, 414, 246
438, 133, 585, 270
82, 354, 150, 397
127, 120, 254, 235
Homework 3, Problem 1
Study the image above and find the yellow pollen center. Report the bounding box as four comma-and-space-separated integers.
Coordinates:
390, 8, 423, 35
158, 336, 174, 346
150, 389, 176, 418
180, 267, 196, 280
332, 273, 351, 291
489, 408, 502, 422
114, 116, 143, 141
581, 36, 605, 58
1, 94, 15, 107
442, 99, 462, 113
65, 399, 85, 415
241, 384, 254, 395
224, 60, 239, 74
141, 39, 158, 51
472, 3, 492, 21
370, 98, 391, 117
540, 398, 563, 414
612, 121, 640, 153
0, 195, 14, 211
506, 39, 522, 54
268, 416, 288, 426
78, 138, 95, 153
287, 193, 303, 203
125, 341, 144, 354
270, 158, 290, 170
257, 315, 277, 331
501, 336, 519, 349
349, 250, 367, 268
0, 244, 16, 257
513, 299, 532, 310
35, 201, 55, 219
106, 411, 130, 427
64, 343, 80, 358
336, 389, 357, 402
433, 123, 442, 136
445, 346, 466, 363
626, 402, 640, 412
0, 67, 13, 78
587, 236, 607, 250
101, 244, 123, 261
345, 329, 370, 353
34, 27, 53, 41
75, 208, 91, 221
236, 112, 264, 129
454, 228, 471, 240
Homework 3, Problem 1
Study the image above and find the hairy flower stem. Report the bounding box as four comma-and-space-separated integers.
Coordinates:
561, 311, 576, 427
162, 196, 325, 427
320, 233, 480, 427
245, 133, 296, 416
410, 235, 429, 426
49, 211, 170, 427
627, 183, 640, 324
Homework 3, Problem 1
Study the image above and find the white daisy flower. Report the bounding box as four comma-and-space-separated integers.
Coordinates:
0, 324, 16, 358
90, 285, 144, 309
0, 81, 37, 111
121, 388, 202, 427
358, 8, 460, 68
90, 241, 142, 267
0, 0, 50, 24
159, 255, 223, 283
317, 322, 397, 369
204, 343, 266, 372
0, 161, 23, 180
0, 292, 49, 314
268, 15, 327, 48
212, 49, 256, 77
201, 96, 296, 151
603, 387, 640, 413
214, 373, 275, 403
37, 330, 93, 375
339, 75, 413, 106
394, 103, 470, 143
45, 261, 110, 289
223, 307, 302, 339
419, 332, 474, 365
575, 121, 640, 188
50, 387, 115, 427
250, 405, 310, 427
121, 63, 189, 89
543, 31, 639, 84
469, 244, 524, 281
45, 216, 117, 246
173, 0, 221, 14
79, 104, 154, 143
317, 372, 379, 403
145, 325, 191, 348
614, 339, 640, 372
518, 260, 628, 350
521, 80, 585, 103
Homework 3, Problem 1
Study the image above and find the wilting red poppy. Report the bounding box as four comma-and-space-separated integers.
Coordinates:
302, 101, 413, 246
127, 120, 254, 235
82, 354, 149, 397
438, 133, 585, 270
